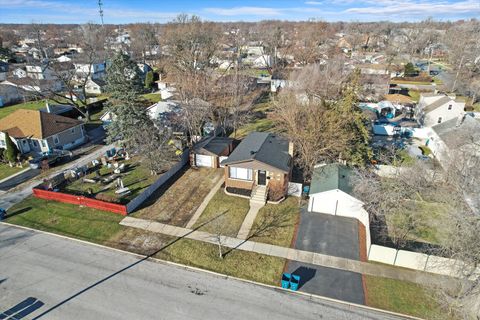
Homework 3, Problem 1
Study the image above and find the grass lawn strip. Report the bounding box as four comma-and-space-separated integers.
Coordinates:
364, 275, 450, 319
0, 164, 26, 181
192, 189, 250, 237
141, 93, 162, 104
4, 197, 124, 244
247, 197, 300, 247
4, 196, 285, 286
133, 168, 223, 226
0, 100, 50, 119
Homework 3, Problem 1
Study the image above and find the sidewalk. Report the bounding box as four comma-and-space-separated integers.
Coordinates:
237, 202, 263, 239
0, 144, 114, 210
120, 216, 456, 288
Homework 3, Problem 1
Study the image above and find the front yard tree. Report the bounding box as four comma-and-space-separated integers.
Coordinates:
404, 62, 416, 77
3, 133, 19, 166
144, 70, 154, 90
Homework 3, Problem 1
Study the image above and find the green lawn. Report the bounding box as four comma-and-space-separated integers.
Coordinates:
193, 189, 250, 237
0, 100, 48, 119
155, 238, 286, 286
391, 79, 433, 85
386, 200, 449, 245
141, 93, 162, 104
365, 275, 450, 319
233, 118, 274, 139
248, 197, 300, 247
4, 197, 124, 244
408, 90, 421, 102
63, 158, 160, 203
0, 163, 26, 181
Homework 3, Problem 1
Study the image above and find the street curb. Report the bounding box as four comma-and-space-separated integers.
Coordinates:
0, 167, 31, 185
0, 221, 422, 320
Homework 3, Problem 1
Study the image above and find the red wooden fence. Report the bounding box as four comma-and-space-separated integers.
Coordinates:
33, 188, 128, 215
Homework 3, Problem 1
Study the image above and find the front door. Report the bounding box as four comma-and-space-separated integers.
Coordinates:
258, 170, 267, 185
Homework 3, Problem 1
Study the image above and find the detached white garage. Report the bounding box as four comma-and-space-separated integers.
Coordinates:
195, 154, 213, 167
191, 136, 234, 168
308, 163, 371, 254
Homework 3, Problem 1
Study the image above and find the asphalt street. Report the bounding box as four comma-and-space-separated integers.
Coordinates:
0, 224, 410, 320
0, 169, 41, 191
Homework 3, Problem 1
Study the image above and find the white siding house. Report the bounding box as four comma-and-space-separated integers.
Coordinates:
417, 94, 465, 127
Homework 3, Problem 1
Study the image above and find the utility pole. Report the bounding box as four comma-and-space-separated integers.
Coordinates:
98, 0, 104, 26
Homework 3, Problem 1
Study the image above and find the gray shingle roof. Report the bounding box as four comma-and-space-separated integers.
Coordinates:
433, 115, 480, 149
309, 164, 354, 195
221, 132, 291, 172
423, 96, 452, 113
193, 136, 233, 156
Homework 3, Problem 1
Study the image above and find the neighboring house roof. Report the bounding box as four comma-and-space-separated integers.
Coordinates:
309, 163, 354, 195
89, 78, 106, 87
193, 136, 233, 156
221, 132, 291, 172
433, 115, 480, 150
0, 109, 82, 139
423, 96, 453, 113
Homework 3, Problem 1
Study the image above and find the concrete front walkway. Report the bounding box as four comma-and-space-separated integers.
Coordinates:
185, 176, 223, 229
237, 202, 264, 239
120, 216, 455, 288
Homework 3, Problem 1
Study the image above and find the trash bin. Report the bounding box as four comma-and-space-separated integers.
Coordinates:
0, 208, 6, 221
281, 273, 291, 289
290, 274, 300, 291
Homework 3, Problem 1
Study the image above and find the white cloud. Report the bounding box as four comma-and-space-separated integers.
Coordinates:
345, 0, 480, 16
305, 1, 323, 4
203, 6, 282, 16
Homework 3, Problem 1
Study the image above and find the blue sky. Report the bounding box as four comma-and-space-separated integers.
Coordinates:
0, 0, 479, 24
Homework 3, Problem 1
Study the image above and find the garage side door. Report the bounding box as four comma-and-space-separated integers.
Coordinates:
195, 154, 213, 167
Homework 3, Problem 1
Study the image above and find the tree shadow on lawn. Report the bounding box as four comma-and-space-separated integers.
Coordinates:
4, 207, 32, 219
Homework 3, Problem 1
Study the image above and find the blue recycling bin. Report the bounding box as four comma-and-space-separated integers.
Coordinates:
281, 273, 291, 289
290, 274, 300, 291
0, 208, 6, 221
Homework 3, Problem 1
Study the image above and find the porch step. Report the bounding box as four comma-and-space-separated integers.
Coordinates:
250, 185, 267, 204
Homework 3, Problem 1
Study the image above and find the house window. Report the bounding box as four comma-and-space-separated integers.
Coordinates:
22, 140, 27, 145
448, 104, 452, 110
41, 140, 46, 148
437, 117, 442, 124
229, 167, 253, 181
54, 136, 60, 145
71, 128, 75, 134
33, 141, 38, 147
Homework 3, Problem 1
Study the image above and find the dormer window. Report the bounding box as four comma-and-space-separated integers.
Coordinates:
438, 117, 442, 123
448, 104, 452, 110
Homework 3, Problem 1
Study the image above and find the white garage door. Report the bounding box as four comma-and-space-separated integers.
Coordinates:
195, 154, 213, 167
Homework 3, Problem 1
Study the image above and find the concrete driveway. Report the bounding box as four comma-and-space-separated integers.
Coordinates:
286, 209, 364, 304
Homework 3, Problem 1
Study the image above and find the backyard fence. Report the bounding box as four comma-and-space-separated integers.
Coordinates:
368, 244, 480, 280
126, 149, 190, 213
32, 188, 128, 215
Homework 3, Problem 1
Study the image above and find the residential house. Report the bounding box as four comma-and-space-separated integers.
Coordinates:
308, 163, 371, 251
0, 62, 8, 81
3, 77, 62, 93
0, 83, 24, 106
73, 60, 106, 80
416, 93, 465, 127
26, 63, 55, 80
191, 136, 234, 168
56, 55, 72, 63
221, 132, 293, 201
0, 109, 86, 154
12, 67, 27, 78
85, 78, 106, 95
